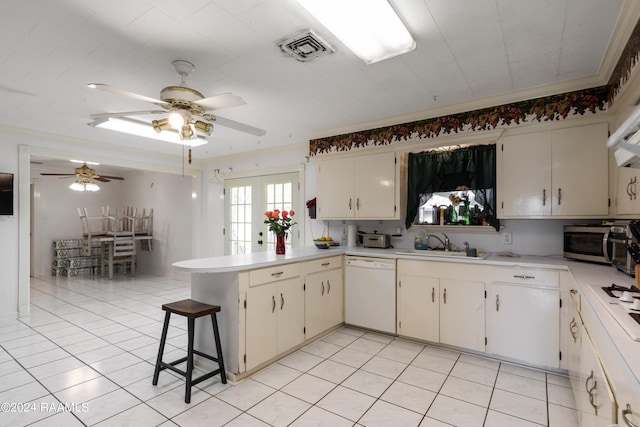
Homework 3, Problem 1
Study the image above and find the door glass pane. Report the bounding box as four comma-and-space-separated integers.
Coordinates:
264, 181, 293, 251
229, 185, 252, 255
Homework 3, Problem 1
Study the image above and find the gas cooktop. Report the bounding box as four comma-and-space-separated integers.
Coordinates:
587, 283, 640, 341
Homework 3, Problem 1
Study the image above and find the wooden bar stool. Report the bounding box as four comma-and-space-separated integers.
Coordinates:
152, 299, 227, 403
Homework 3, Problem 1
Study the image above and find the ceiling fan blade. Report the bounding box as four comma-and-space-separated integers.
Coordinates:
40, 173, 74, 176
91, 110, 167, 119
213, 115, 266, 136
94, 177, 111, 182
195, 93, 246, 110
88, 83, 170, 107
95, 175, 124, 180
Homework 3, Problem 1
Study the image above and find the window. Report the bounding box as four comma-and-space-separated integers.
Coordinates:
406, 144, 499, 230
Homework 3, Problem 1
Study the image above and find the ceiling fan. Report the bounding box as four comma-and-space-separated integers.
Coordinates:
41, 163, 125, 183
88, 60, 266, 143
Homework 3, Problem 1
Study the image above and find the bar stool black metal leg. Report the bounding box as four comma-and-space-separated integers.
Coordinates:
152, 311, 171, 385
210, 313, 227, 384
185, 317, 195, 403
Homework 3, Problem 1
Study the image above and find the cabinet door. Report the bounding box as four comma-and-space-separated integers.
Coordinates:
500, 132, 552, 217
325, 268, 344, 330
551, 124, 608, 216
277, 276, 305, 353
397, 274, 439, 342
486, 283, 559, 368
317, 157, 355, 218
245, 283, 278, 370
304, 271, 326, 339
354, 152, 396, 218
439, 279, 485, 352
578, 325, 617, 427
616, 166, 638, 215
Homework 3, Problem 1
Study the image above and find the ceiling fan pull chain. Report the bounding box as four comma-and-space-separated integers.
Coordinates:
189, 148, 192, 165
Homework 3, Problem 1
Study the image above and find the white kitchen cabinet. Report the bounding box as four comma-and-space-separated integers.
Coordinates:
245, 265, 305, 371
397, 272, 439, 342
576, 320, 617, 427
615, 166, 639, 215
317, 151, 397, 219
485, 268, 560, 368
486, 282, 560, 368
396, 260, 485, 352
499, 123, 609, 218
439, 278, 485, 352
304, 256, 344, 339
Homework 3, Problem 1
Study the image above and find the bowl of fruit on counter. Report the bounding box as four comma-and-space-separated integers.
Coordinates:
314, 236, 335, 249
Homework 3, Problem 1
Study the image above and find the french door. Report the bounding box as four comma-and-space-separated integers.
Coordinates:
224, 172, 300, 255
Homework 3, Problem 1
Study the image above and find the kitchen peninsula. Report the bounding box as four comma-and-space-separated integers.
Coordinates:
174, 248, 640, 425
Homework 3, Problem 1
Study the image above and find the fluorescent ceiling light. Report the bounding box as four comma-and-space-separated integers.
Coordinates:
89, 117, 208, 147
296, 0, 415, 64
70, 159, 99, 165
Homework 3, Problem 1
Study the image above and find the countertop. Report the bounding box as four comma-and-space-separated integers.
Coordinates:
173, 246, 640, 393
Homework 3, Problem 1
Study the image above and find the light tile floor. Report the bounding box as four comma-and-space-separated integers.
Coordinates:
0, 274, 579, 426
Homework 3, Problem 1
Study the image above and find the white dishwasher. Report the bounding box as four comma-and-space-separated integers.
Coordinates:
344, 256, 397, 334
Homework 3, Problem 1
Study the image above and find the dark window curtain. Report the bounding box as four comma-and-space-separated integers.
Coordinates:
405, 144, 499, 231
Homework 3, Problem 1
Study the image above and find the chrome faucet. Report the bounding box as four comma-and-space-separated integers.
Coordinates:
442, 233, 450, 251
424, 234, 446, 250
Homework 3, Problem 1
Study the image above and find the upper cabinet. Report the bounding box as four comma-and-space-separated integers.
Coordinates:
317, 151, 399, 219
498, 123, 609, 218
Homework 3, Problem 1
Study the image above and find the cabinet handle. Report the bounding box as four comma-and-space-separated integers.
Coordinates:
588, 385, 598, 415
432, 287, 435, 303
321, 262, 330, 267
569, 319, 578, 343
542, 188, 546, 206
272, 295, 276, 313
356, 198, 360, 210
632, 176, 638, 201
623, 404, 638, 427
327, 280, 331, 294
349, 198, 352, 210
281, 293, 284, 310
513, 274, 535, 279
321, 282, 325, 296
570, 289, 578, 295
558, 188, 561, 206
271, 271, 284, 278
443, 288, 447, 304
496, 294, 500, 312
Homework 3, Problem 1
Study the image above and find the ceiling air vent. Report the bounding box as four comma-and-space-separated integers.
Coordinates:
278, 30, 335, 62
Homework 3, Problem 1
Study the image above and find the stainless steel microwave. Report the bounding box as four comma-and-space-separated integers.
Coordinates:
563, 224, 612, 265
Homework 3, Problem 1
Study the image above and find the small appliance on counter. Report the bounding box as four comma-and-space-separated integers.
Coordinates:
563, 220, 640, 276
361, 231, 391, 248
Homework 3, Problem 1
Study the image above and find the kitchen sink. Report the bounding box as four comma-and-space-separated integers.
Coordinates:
395, 249, 490, 260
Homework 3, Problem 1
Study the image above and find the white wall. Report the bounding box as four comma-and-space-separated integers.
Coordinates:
120, 170, 195, 278
0, 141, 19, 319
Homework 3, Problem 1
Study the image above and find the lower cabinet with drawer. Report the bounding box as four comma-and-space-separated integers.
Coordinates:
303, 256, 344, 339
485, 268, 561, 368
245, 263, 305, 371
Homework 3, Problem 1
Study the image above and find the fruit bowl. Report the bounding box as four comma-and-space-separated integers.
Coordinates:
314, 240, 330, 249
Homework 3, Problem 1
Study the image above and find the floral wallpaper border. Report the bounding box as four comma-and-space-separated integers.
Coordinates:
309, 18, 640, 156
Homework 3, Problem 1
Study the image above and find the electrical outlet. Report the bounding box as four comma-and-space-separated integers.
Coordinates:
503, 232, 513, 245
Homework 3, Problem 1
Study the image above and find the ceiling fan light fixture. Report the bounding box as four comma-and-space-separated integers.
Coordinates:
180, 123, 195, 140
90, 117, 208, 147
152, 118, 172, 133
169, 111, 185, 128
295, 0, 415, 64
69, 178, 100, 192
194, 120, 213, 136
